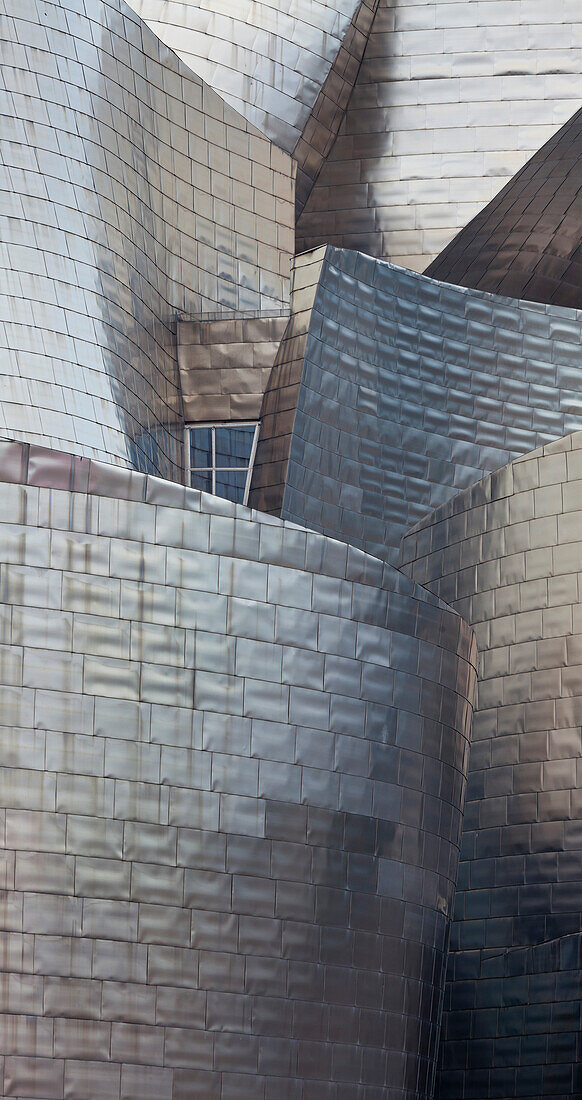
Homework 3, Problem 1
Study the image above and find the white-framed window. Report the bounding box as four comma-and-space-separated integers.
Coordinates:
185, 421, 260, 506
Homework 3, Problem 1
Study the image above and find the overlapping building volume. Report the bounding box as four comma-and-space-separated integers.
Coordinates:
1, 1, 582, 1098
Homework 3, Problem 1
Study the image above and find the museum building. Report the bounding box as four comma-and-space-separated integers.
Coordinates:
1, 1, 582, 1098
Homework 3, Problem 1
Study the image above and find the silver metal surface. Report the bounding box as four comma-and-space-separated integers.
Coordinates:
0, 0, 294, 479
400, 431, 582, 1100
0, 438, 476, 1099
296, 0, 582, 271
426, 107, 582, 312
251, 245, 582, 563
125, 0, 370, 172
5, 1, 582, 1095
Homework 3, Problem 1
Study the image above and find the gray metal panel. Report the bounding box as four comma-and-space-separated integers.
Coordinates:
0, 0, 294, 479
0, 438, 476, 1099
250, 245, 582, 564
400, 431, 582, 1100
125, 0, 367, 163
296, 0, 582, 271
291, 0, 379, 214
426, 108, 582, 311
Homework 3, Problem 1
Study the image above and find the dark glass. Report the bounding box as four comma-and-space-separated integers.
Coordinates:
190, 427, 212, 469
190, 470, 212, 493
214, 468, 248, 503
215, 424, 255, 467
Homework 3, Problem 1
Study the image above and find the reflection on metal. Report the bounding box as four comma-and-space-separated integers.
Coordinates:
250, 245, 582, 562
400, 432, 582, 1100
0, 438, 476, 1099
1, 0, 294, 479
426, 108, 582, 311
186, 421, 259, 504
6, 0, 582, 1095
126, 0, 375, 213
178, 314, 289, 424
296, 0, 582, 271
249, 248, 327, 517
290, 0, 379, 214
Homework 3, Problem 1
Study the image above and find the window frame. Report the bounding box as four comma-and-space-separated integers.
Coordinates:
185, 420, 260, 506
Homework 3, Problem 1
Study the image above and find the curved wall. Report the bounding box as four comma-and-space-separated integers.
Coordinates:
0, 439, 476, 1100
126, 0, 365, 158
0, 0, 294, 479
296, 0, 582, 271
251, 246, 582, 563
400, 432, 582, 1100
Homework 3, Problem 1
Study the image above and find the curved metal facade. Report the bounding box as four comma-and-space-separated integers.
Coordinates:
296, 0, 582, 271
400, 433, 582, 1100
0, 439, 476, 1100
126, 0, 372, 168
6, 0, 582, 1094
426, 108, 582, 311
0, 0, 294, 478
250, 246, 582, 562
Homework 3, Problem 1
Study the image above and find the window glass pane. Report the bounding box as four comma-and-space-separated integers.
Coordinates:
214, 424, 255, 468
190, 427, 212, 469
214, 468, 248, 503
190, 470, 212, 493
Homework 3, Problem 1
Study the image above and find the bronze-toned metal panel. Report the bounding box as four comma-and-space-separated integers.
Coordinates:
178, 314, 289, 424
426, 108, 582, 311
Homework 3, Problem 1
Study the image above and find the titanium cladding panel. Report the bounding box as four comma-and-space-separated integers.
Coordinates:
0, 0, 294, 479
251, 246, 582, 564
177, 314, 290, 425
296, 0, 582, 272
127, 0, 378, 213
400, 432, 582, 1100
125, 0, 364, 157
426, 108, 582, 312
0, 439, 476, 1100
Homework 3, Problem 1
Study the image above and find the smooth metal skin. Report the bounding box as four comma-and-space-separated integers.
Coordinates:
426, 108, 582, 311
126, 0, 376, 213
250, 245, 582, 563
400, 432, 582, 1100
0, 0, 294, 480
0, 439, 476, 1100
296, 0, 582, 271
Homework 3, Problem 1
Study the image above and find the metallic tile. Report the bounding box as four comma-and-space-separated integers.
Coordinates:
251, 245, 582, 563
401, 430, 582, 1100
0, 440, 476, 1098
296, 0, 582, 271
1, 0, 293, 480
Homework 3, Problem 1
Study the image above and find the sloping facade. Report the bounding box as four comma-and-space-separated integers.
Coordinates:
426, 109, 582, 310
2, 1, 582, 1098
